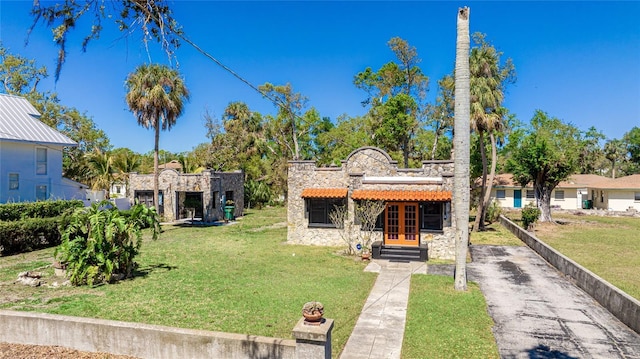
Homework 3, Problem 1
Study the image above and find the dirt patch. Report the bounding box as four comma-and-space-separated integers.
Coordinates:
0, 343, 139, 359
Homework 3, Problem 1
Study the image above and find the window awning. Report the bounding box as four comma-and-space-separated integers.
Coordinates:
351, 189, 451, 201
301, 188, 348, 198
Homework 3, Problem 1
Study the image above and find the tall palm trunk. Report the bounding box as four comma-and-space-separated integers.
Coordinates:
473, 130, 488, 231
482, 132, 498, 222
454, 7, 470, 291
154, 124, 160, 214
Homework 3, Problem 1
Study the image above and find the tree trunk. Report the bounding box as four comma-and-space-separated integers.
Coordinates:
403, 138, 410, 168
153, 124, 160, 215
482, 132, 498, 223
453, 6, 470, 292
430, 129, 440, 160
291, 115, 300, 160
473, 130, 487, 232
536, 183, 554, 223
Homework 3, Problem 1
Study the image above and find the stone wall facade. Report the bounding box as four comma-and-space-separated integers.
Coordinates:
129, 169, 244, 222
287, 146, 456, 260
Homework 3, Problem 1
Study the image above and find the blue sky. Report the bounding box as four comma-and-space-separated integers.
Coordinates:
1, 1, 639, 154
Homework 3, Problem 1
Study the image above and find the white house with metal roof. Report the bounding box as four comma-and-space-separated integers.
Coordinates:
0, 93, 87, 203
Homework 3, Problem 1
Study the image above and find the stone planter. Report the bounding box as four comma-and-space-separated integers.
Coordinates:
52, 261, 67, 277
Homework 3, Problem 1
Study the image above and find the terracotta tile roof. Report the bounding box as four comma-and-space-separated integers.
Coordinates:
301, 188, 348, 198
351, 190, 451, 201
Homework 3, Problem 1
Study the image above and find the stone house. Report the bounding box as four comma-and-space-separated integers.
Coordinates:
287, 147, 456, 260
129, 169, 244, 222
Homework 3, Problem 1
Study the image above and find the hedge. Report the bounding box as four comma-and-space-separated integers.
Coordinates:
0, 216, 72, 256
0, 200, 84, 221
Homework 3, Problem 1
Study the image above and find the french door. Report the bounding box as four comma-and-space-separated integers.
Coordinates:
384, 202, 419, 246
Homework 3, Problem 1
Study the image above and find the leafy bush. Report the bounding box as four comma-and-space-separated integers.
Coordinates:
522, 204, 541, 230
0, 200, 83, 221
55, 201, 160, 286
485, 199, 502, 223
0, 216, 69, 255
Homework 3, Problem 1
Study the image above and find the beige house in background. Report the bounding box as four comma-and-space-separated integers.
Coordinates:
488, 173, 640, 212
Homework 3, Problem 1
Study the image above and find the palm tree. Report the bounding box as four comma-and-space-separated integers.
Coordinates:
125, 64, 189, 213
604, 139, 627, 178
112, 149, 141, 197
454, 7, 470, 291
469, 34, 515, 232
86, 147, 113, 198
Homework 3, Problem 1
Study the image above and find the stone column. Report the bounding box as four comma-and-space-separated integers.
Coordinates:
292, 318, 334, 359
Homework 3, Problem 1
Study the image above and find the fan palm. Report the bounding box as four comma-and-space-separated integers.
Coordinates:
125, 64, 189, 212
469, 34, 515, 231
86, 147, 113, 198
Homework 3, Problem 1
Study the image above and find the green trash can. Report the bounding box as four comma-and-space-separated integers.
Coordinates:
224, 205, 235, 220
582, 199, 589, 209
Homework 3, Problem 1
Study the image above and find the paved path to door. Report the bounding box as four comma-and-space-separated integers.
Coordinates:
469, 245, 640, 359
339, 260, 425, 359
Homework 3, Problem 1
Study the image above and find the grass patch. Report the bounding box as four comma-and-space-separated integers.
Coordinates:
532, 213, 640, 300
0, 206, 375, 357
470, 220, 523, 246
403, 275, 499, 358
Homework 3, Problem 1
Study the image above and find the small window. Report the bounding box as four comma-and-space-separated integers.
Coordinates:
36, 148, 47, 175
421, 202, 443, 231
9, 173, 19, 190
36, 185, 47, 201
225, 191, 234, 205
600, 190, 604, 203
526, 190, 535, 199
308, 198, 344, 228
554, 190, 565, 200
496, 190, 506, 199
634, 192, 640, 201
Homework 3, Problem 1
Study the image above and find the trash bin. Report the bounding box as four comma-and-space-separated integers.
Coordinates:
224, 205, 235, 220
582, 200, 588, 209
587, 200, 593, 209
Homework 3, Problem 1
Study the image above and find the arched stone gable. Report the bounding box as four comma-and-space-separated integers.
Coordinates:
344, 147, 398, 177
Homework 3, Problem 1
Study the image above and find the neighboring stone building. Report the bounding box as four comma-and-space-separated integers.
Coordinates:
287, 147, 456, 260
129, 169, 244, 222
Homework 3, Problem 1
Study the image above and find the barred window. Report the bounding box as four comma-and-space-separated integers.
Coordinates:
308, 198, 345, 228
526, 190, 535, 199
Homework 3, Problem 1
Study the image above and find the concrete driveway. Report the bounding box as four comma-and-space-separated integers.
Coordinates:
468, 245, 640, 359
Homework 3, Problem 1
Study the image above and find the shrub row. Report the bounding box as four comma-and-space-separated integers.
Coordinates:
0, 216, 69, 256
0, 200, 84, 221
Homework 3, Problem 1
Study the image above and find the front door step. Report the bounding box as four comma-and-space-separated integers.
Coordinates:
372, 241, 427, 261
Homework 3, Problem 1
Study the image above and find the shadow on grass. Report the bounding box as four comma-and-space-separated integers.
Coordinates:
131, 263, 177, 279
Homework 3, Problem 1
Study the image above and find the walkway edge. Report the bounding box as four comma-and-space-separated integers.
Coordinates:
499, 215, 640, 334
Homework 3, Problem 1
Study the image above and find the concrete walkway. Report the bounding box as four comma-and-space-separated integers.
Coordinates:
339, 260, 426, 359
339, 246, 640, 359
468, 245, 640, 359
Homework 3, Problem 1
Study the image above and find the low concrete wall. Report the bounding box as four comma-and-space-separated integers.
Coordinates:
0, 310, 296, 359
499, 215, 640, 334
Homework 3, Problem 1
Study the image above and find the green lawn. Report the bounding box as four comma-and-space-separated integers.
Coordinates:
403, 276, 499, 358
532, 213, 640, 300
1, 206, 499, 357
